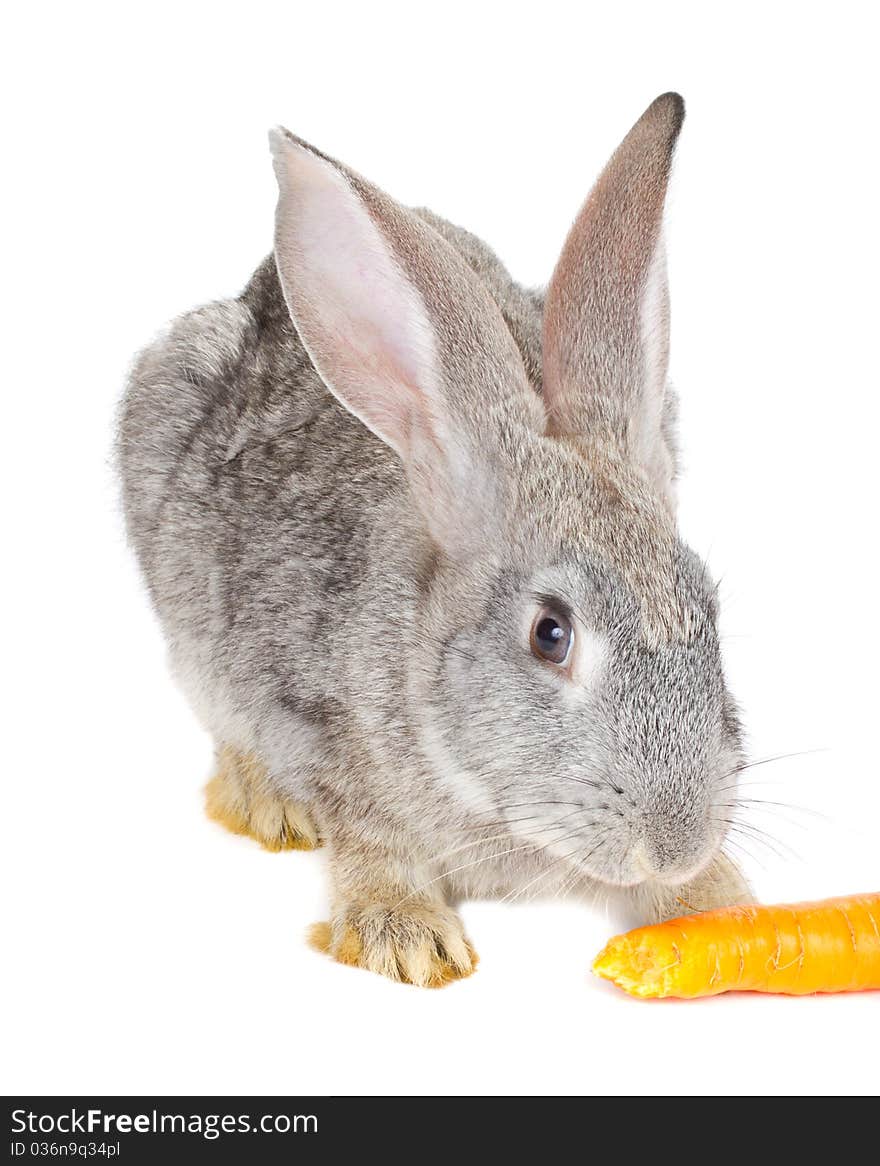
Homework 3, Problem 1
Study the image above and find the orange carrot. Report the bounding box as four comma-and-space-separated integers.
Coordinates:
592, 893, 880, 999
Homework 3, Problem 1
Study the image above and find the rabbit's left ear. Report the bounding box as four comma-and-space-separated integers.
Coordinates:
542, 93, 684, 509
270, 128, 544, 556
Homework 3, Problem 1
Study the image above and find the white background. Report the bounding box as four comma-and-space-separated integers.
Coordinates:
3, 1, 878, 1097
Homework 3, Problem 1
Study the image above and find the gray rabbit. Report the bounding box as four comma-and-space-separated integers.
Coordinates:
118, 93, 751, 987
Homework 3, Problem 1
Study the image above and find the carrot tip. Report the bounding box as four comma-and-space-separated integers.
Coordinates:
592, 937, 669, 998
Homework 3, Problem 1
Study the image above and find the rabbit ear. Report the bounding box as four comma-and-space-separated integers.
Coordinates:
269, 129, 543, 553
542, 93, 684, 508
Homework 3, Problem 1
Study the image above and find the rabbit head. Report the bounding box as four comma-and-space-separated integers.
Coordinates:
270, 93, 743, 890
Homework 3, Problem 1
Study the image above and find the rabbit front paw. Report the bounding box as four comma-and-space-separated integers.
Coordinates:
681, 852, 755, 912
309, 903, 477, 988
204, 745, 320, 852
643, 853, 755, 923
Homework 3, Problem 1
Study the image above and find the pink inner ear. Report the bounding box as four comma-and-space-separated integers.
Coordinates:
272, 136, 442, 460
269, 129, 521, 556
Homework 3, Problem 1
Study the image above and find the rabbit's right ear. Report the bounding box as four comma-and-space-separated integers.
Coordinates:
542, 94, 684, 509
269, 129, 544, 554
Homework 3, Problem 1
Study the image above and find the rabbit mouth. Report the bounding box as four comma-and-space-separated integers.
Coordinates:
628, 842, 711, 884
531, 823, 725, 892
610, 832, 726, 890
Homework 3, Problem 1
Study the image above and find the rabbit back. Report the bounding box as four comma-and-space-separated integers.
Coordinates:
117, 222, 542, 792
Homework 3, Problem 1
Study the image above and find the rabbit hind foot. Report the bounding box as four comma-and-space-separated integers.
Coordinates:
204, 745, 320, 852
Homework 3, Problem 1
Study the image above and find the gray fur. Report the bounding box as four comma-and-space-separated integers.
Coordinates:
118, 94, 750, 978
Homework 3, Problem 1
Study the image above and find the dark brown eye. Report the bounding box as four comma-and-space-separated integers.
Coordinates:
530, 606, 573, 666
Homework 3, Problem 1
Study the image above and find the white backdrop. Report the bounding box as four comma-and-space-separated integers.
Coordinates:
3, 0, 878, 1097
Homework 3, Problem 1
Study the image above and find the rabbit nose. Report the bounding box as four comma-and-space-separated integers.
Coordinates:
632, 843, 683, 879
632, 845, 656, 878
634, 822, 712, 882
632, 842, 689, 882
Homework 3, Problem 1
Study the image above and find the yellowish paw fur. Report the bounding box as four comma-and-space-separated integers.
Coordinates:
205, 746, 320, 852
309, 907, 478, 988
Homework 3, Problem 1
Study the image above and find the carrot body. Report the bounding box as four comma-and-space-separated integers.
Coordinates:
592, 893, 880, 999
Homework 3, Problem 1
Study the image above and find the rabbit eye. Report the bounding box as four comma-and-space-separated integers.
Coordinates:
530, 606, 573, 666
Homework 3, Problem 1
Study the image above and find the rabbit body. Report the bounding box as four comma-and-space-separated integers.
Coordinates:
119, 96, 751, 986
